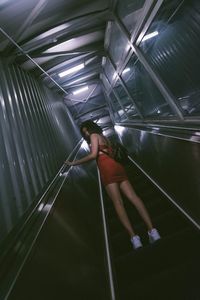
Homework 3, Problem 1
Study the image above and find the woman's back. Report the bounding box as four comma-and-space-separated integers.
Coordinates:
94, 133, 110, 155
96, 133, 108, 146
95, 133, 128, 186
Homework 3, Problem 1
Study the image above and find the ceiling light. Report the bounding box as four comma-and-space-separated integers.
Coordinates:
59, 63, 84, 78
142, 31, 159, 42
73, 86, 89, 95
113, 67, 130, 80
122, 67, 130, 74
65, 74, 93, 86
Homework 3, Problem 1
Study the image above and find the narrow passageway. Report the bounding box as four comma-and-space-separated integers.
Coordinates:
0, 0, 200, 299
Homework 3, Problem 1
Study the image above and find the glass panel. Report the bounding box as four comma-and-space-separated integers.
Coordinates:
108, 23, 130, 68
109, 91, 127, 122
113, 80, 140, 119
117, 0, 145, 34
102, 74, 110, 92
122, 54, 174, 117
139, 0, 200, 116
104, 59, 116, 85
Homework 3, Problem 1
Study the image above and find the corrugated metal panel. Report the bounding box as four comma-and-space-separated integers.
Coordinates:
139, 0, 200, 115
0, 59, 80, 243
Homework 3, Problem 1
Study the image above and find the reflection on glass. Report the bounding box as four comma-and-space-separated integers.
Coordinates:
141, 31, 159, 42
114, 125, 126, 136
139, 0, 200, 116
121, 54, 174, 118
109, 91, 127, 122
102, 75, 110, 92
122, 67, 130, 75
117, 0, 145, 34
81, 140, 89, 151
114, 80, 139, 119
104, 59, 116, 85
108, 23, 130, 68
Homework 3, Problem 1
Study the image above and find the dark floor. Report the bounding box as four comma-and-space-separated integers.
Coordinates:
104, 163, 200, 300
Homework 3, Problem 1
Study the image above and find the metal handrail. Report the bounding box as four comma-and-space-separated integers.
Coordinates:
115, 122, 200, 144
116, 121, 200, 132
128, 155, 200, 230
1, 138, 83, 300
14, 138, 83, 237
97, 168, 116, 300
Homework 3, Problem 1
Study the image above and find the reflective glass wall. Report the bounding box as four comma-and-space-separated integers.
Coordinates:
102, 0, 200, 123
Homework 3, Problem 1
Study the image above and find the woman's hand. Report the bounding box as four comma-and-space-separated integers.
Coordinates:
64, 134, 99, 166
65, 160, 74, 166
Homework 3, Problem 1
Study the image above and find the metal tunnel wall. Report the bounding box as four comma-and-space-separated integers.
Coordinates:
0, 59, 80, 243
118, 125, 200, 227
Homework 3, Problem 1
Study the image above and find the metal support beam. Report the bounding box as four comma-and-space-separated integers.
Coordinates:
0, 26, 82, 117
102, 86, 116, 125
133, 46, 184, 120
114, 13, 184, 120
104, 72, 129, 120
130, 0, 155, 43
29, 50, 99, 58
105, 0, 155, 85
40, 52, 99, 77
26, 25, 106, 56
64, 78, 99, 89
17, 8, 109, 52
135, 0, 164, 45
4, 0, 48, 50
74, 104, 107, 119
0, 27, 69, 96
110, 0, 118, 12
107, 55, 144, 119
75, 84, 99, 116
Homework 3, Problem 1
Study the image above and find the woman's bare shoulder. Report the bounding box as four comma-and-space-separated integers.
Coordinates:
90, 133, 99, 138
90, 133, 105, 144
90, 133, 100, 142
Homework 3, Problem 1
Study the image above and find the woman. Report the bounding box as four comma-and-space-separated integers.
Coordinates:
65, 120, 161, 249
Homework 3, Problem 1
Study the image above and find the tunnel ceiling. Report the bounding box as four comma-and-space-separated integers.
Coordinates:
0, 0, 115, 132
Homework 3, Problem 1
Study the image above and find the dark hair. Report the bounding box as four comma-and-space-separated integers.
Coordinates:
80, 120, 102, 143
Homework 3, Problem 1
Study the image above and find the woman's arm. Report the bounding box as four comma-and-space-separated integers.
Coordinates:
65, 134, 99, 166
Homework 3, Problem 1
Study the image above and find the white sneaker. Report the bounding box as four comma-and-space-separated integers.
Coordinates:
148, 228, 161, 244
131, 235, 143, 250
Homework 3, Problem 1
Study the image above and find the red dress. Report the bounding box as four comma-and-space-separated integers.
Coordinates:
96, 144, 128, 186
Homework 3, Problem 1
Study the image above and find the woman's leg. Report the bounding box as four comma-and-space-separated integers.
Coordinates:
119, 180, 153, 231
105, 182, 136, 238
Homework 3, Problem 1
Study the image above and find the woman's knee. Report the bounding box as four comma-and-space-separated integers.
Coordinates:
110, 197, 124, 210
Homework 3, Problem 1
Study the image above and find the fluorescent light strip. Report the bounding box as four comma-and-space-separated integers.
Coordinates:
113, 67, 130, 80
122, 67, 130, 74
65, 74, 92, 86
142, 31, 158, 42
73, 86, 88, 95
59, 63, 84, 78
